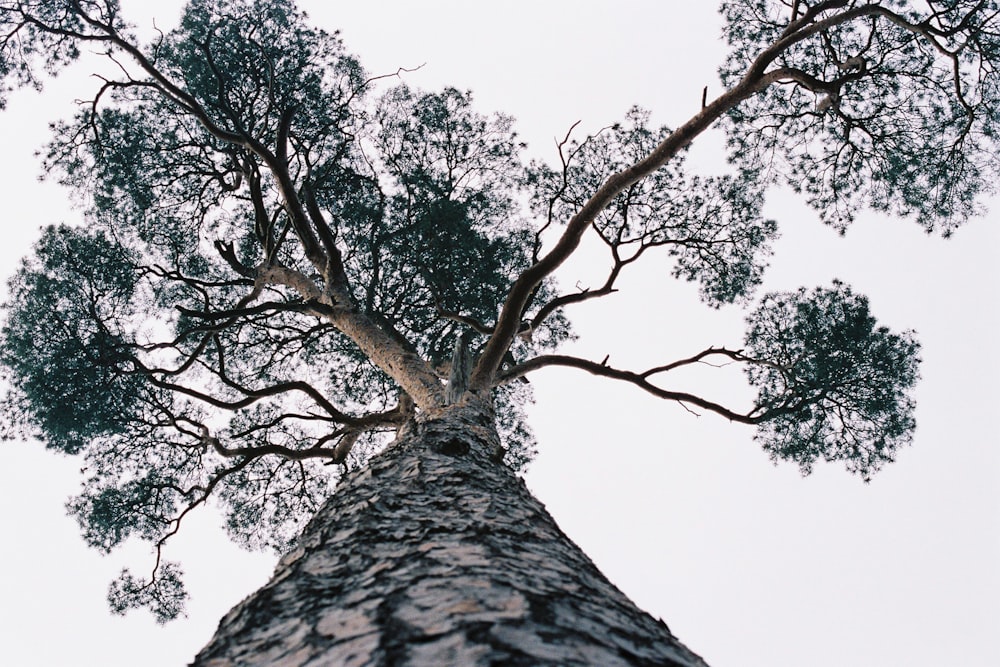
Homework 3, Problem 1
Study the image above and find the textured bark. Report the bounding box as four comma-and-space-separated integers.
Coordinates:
192, 397, 708, 666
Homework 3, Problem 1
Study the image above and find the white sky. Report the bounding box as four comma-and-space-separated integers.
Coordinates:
0, 2, 997, 666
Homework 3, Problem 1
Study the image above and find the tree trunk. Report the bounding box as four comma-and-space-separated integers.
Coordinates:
191, 397, 708, 666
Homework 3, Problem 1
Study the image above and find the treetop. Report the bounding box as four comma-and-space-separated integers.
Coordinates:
0, 0, 996, 620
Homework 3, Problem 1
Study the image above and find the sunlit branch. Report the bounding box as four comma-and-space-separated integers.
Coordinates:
255, 265, 444, 409
257, 263, 325, 301
477, 0, 979, 390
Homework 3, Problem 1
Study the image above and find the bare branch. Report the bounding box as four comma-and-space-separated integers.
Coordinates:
500, 354, 759, 424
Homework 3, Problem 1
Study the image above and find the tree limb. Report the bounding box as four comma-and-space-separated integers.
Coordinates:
500, 354, 760, 424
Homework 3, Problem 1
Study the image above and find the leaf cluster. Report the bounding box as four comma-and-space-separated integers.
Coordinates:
721, 0, 1000, 232
745, 281, 920, 480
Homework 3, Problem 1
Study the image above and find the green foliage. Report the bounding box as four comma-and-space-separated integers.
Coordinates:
216, 453, 331, 552
0, 226, 143, 454
493, 381, 538, 472
67, 474, 179, 553
346, 84, 556, 362
745, 281, 921, 480
0, 0, 127, 107
721, 0, 1000, 233
108, 562, 189, 624
164, 0, 362, 139
1, 0, 571, 621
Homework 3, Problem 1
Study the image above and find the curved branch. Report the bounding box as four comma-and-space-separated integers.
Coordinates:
474, 0, 983, 390
213, 240, 254, 278
146, 371, 364, 425
501, 354, 760, 424
472, 77, 769, 389
435, 300, 493, 335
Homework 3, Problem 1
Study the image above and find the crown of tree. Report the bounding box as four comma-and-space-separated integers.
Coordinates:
1, 0, 996, 622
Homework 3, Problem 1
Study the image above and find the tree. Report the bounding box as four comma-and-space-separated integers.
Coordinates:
0, 0, 997, 664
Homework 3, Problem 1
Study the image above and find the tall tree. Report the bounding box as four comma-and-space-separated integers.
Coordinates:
0, 0, 997, 664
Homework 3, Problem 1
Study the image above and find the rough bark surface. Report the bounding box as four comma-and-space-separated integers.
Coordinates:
192, 397, 708, 666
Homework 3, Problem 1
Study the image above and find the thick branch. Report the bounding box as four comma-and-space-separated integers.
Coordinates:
474, 0, 973, 390
472, 73, 772, 390
256, 264, 445, 408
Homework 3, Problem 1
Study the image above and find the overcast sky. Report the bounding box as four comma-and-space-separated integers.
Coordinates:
1, 2, 998, 666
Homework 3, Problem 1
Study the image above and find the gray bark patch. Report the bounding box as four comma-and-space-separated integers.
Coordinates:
191, 401, 708, 666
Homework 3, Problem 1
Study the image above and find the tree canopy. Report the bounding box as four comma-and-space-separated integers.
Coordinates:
0, 0, 997, 621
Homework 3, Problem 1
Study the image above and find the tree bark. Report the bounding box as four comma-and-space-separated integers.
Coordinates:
191, 397, 708, 666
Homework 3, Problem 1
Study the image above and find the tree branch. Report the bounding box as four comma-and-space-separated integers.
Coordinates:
500, 354, 760, 424
474, 0, 976, 390
472, 66, 774, 389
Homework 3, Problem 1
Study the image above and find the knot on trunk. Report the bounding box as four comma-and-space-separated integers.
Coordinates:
435, 437, 471, 457
410, 395, 503, 464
